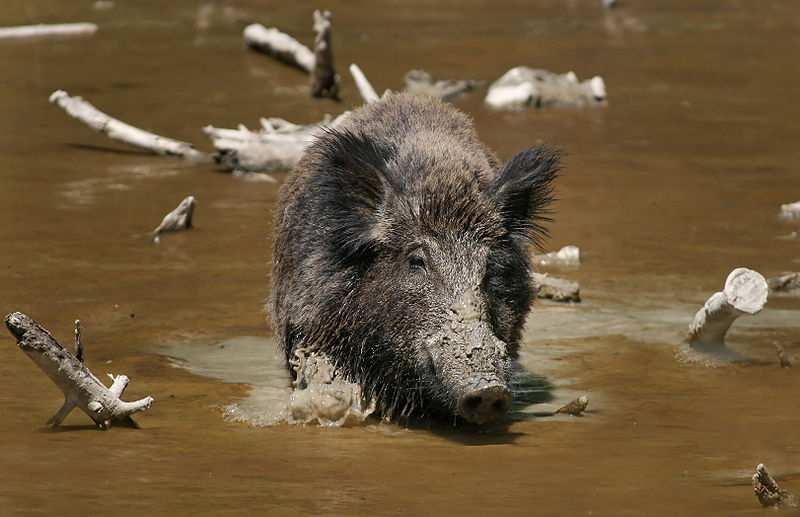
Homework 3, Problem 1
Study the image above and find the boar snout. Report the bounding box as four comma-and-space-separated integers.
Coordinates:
458, 380, 512, 424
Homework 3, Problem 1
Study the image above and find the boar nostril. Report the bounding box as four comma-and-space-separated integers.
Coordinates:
492, 399, 507, 412
464, 395, 482, 410
458, 384, 512, 425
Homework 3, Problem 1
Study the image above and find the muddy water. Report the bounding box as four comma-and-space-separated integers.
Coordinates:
2, 0, 800, 515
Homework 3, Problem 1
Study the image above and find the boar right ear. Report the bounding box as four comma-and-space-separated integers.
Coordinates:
316, 128, 397, 263
488, 146, 559, 248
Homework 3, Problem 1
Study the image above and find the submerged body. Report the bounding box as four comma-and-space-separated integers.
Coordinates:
271, 93, 558, 424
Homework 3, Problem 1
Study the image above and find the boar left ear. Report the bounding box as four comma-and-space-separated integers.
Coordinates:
488, 146, 560, 248
316, 127, 398, 263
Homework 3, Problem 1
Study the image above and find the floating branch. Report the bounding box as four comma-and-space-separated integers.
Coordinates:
532, 272, 581, 303
243, 24, 314, 72
485, 67, 606, 110
244, 10, 340, 100
532, 245, 581, 268
0, 23, 98, 40
687, 268, 768, 350
204, 112, 349, 173
310, 10, 339, 99
349, 64, 380, 104
752, 464, 799, 509
49, 90, 208, 160
5, 312, 154, 430
153, 195, 196, 243
403, 70, 482, 102
769, 272, 800, 296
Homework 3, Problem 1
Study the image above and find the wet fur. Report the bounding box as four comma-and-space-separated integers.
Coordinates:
271, 93, 558, 420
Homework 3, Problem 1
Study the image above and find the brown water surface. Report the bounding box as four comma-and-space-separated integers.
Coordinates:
1, 1, 800, 515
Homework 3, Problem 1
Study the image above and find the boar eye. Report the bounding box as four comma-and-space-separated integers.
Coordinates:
408, 254, 427, 273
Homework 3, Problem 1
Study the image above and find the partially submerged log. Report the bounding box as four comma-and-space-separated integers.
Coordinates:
485, 67, 606, 110
5, 313, 154, 429
310, 10, 339, 99
769, 272, 800, 296
349, 63, 380, 104
779, 200, 800, 222
687, 268, 768, 350
50, 90, 208, 160
532, 272, 581, 303
403, 70, 482, 102
753, 464, 799, 509
532, 245, 581, 268
204, 112, 350, 173
0, 23, 98, 40
153, 195, 196, 243
244, 10, 340, 100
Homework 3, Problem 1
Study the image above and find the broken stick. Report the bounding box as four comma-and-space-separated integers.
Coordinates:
153, 195, 196, 243
0, 23, 98, 40
753, 464, 799, 509
49, 90, 208, 160
349, 64, 380, 104
5, 312, 154, 429
310, 10, 339, 99
688, 268, 768, 350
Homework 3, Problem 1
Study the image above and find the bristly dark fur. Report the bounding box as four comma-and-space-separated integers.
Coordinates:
270, 92, 559, 422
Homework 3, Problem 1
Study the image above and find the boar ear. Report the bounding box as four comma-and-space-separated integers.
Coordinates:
316, 127, 397, 262
488, 146, 559, 248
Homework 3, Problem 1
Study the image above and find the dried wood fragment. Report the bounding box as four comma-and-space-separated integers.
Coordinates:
243, 23, 314, 73
310, 10, 339, 99
153, 195, 196, 243
753, 464, 799, 509
403, 70, 482, 102
768, 272, 800, 296
532, 272, 581, 303
5, 312, 154, 430
688, 268, 768, 350
49, 90, 208, 160
555, 395, 589, 416
349, 64, 380, 104
779, 201, 800, 222
485, 67, 606, 110
0, 23, 98, 40
532, 245, 581, 268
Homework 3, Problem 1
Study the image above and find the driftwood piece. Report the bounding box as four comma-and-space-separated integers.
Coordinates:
243, 23, 314, 73
532, 272, 581, 303
532, 245, 581, 268
485, 67, 606, 110
687, 268, 768, 350
555, 395, 589, 416
753, 464, 799, 509
349, 64, 380, 104
310, 10, 339, 99
204, 113, 349, 173
153, 195, 196, 243
0, 23, 98, 40
49, 90, 208, 160
403, 70, 482, 102
779, 201, 800, 222
769, 272, 800, 296
5, 312, 154, 429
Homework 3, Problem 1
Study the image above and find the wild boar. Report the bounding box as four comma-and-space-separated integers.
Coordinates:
270, 93, 558, 425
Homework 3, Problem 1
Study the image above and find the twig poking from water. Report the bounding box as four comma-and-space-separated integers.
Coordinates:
349, 64, 380, 104
0, 23, 97, 40
4, 312, 154, 430
74, 319, 83, 363
687, 268, 768, 351
153, 196, 196, 243
49, 90, 209, 160
310, 10, 339, 99
753, 464, 799, 509
555, 395, 589, 416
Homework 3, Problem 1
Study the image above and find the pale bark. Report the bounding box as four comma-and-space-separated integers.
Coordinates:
0, 23, 97, 40
752, 464, 799, 509
349, 64, 380, 104
243, 24, 314, 73
204, 112, 350, 173
310, 10, 339, 99
779, 200, 800, 221
485, 67, 606, 110
687, 268, 768, 350
532, 245, 581, 268
532, 272, 581, 303
49, 90, 208, 160
5, 312, 154, 430
153, 196, 196, 243
403, 70, 482, 102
